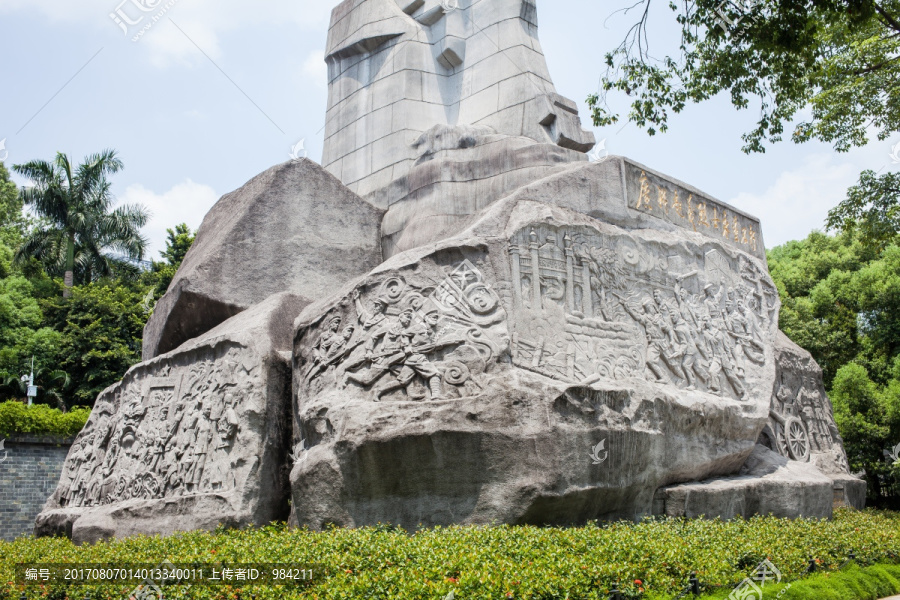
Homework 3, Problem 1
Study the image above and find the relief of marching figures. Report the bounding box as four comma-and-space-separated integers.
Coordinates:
59, 349, 257, 507
300, 260, 510, 402
508, 225, 779, 400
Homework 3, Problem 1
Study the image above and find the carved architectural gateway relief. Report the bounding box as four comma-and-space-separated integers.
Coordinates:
58, 348, 257, 508
507, 226, 777, 399
299, 261, 509, 402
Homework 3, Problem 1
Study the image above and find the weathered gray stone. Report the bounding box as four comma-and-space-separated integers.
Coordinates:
142, 159, 384, 360
655, 445, 836, 519
36, 293, 306, 543
322, 0, 595, 208
288, 180, 834, 528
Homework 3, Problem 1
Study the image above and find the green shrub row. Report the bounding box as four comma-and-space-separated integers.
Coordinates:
1, 509, 898, 599
0, 400, 90, 437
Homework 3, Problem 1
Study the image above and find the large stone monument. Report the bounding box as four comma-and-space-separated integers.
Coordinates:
36, 0, 864, 543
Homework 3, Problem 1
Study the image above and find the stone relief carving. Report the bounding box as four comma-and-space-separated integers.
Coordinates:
508, 226, 775, 399
763, 361, 851, 471
58, 347, 258, 508
299, 260, 509, 402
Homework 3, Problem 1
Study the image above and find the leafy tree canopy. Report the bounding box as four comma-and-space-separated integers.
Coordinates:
590, 0, 900, 246
769, 231, 900, 505
590, 0, 899, 152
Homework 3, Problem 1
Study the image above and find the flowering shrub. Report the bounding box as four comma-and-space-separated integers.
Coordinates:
0, 509, 897, 599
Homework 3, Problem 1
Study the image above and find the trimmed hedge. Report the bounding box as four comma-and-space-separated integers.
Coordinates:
0, 400, 90, 437
1, 509, 898, 599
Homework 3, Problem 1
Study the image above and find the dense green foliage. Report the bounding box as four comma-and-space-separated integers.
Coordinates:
0, 510, 896, 599
590, 0, 898, 152
0, 400, 90, 437
768, 231, 900, 507
0, 158, 194, 414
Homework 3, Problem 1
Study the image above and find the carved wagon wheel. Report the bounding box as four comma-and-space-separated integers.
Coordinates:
773, 422, 790, 458
784, 417, 811, 462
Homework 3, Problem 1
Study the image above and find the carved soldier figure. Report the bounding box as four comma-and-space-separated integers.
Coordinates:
671, 310, 709, 390
353, 290, 388, 331
187, 404, 214, 492
700, 317, 746, 399
349, 308, 444, 400
703, 283, 726, 325
618, 295, 681, 384
723, 299, 749, 375
674, 276, 702, 329
208, 393, 240, 491
653, 289, 679, 321
305, 316, 352, 382
66, 433, 96, 506
147, 405, 171, 475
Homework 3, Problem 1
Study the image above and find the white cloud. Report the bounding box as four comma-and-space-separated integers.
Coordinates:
303, 50, 327, 88
119, 179, 218, 257
0, 0, 333, 66
728, 154, 859, 249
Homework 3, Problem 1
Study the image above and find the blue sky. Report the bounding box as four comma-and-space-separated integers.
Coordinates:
0, 0, 896, 257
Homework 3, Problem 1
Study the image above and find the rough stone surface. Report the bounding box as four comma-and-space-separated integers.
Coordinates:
322, 0, 595, 216
36, 293, 307, 544
287, 178, 849, 529
655, 445, 836, 519
380, 126, 586, 257
142, 159, 384, 360
0, 435, 73, 541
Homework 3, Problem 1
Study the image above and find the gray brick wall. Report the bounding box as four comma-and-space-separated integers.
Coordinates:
0, 434, 73, 541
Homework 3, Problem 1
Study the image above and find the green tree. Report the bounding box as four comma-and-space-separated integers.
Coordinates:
831, 362, 900, 504
41, 281, 148, 407
589, 0, 900, 243
769, 231, 900, 506
144, 223, 195, 303
0, 275, 65, 404
13, 150, 149, 296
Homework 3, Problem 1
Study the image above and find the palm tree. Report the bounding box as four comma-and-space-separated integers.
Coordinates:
13, 150, 149, 296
